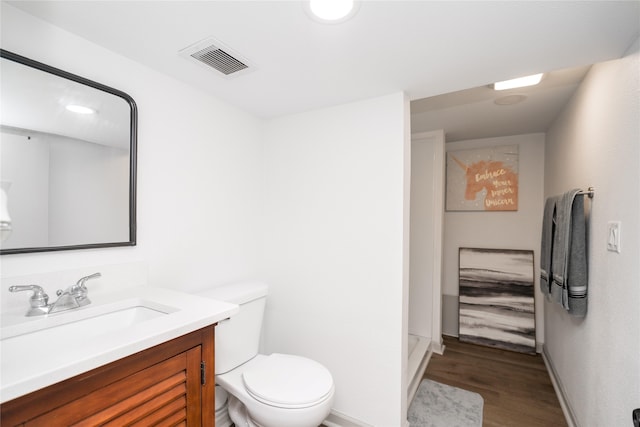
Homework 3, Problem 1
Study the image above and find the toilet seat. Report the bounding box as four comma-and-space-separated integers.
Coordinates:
242, 354, 334, 409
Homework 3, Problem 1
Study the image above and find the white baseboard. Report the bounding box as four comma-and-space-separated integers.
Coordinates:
323, 410, 374, 427
542, 346, 578, 427
431, 337, 446, 355
408, 342, 433, 404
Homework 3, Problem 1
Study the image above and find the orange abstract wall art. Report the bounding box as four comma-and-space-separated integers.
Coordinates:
446, 145, 519, 211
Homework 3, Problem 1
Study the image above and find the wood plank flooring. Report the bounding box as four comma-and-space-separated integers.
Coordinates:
423, 336, 568, 427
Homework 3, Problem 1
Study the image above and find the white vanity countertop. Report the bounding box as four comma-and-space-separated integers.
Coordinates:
0, 286, 238, 403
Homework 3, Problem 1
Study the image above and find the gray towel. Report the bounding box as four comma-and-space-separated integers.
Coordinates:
551, 189, 588, 316
567, 193, 588, 315
540, 196, 557, 296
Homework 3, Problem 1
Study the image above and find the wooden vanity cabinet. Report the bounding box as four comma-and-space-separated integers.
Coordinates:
1, 325, 216, 427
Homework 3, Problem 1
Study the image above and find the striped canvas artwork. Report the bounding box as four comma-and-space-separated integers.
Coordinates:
458, 248, 536, 354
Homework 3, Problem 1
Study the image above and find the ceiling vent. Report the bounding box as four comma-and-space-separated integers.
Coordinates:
179, 37, 253, 78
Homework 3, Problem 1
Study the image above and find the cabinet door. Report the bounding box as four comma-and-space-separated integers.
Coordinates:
25, 346, 202, 426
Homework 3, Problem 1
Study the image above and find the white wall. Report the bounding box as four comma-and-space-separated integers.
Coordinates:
442, 134, 546, 345
0, 3, 263, 291
543, 38, 640, 427
261, 92, 410, 426
409, 139, 435, 339
409, 130, 444, 344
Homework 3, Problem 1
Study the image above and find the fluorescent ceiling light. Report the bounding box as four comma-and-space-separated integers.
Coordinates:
493, 73, 544, 91
66, 104, 96, 114
309, 0, 355, 21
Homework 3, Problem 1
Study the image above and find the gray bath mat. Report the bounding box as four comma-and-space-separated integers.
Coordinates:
408, 379, 483, 427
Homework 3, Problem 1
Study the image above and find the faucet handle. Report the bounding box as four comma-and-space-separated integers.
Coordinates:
76, 272, 101, 289
9, 285, 50, 315
56, 272, 101, 297
55, 272, 101, 308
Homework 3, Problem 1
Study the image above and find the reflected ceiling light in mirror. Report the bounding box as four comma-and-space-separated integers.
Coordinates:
307, 0, 359, 23
65, 104, 96, 114
493, 73, 544, 91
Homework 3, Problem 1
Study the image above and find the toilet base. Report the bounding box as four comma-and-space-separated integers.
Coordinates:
215, 405, 233, 427
215, 385, 233, 427
228, 394, 262, 427
225, 393, 330, 427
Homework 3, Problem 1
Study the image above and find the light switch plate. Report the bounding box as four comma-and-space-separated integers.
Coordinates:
607, 221, 621, 253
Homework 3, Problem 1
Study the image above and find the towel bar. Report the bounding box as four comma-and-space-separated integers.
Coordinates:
578, 187, 595, 198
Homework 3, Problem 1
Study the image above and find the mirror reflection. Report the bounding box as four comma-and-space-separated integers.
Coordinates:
0, 50, 137, 254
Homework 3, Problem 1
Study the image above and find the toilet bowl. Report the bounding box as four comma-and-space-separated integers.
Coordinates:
198, 282, 334, 427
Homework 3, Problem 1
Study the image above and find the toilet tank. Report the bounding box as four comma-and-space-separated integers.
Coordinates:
197, 281, 268, 375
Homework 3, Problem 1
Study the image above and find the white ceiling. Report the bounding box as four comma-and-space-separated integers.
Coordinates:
411, 64, 591, 141
7, 1, 640, 140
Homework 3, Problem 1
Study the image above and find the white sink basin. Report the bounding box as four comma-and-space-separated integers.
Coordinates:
2, 305, 172, 349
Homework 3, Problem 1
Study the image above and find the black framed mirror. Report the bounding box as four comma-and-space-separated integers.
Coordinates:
0, 49, 137, 254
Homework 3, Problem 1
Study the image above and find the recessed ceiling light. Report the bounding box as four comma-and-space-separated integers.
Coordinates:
493, 73, 544, 91
306, 0, 359, 23
66, 104, 96, 115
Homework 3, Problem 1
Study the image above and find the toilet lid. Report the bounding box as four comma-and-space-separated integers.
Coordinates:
242, 354, 334, 409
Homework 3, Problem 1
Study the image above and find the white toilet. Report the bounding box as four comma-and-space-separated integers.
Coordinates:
198, 282, 335, 427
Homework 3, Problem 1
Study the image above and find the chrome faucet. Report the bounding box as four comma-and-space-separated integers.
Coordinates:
9, 272, 101, 316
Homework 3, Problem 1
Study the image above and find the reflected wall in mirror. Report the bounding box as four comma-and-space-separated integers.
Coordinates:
0, 49, 137, 254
